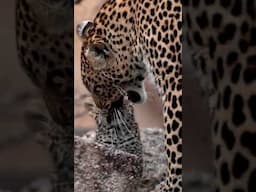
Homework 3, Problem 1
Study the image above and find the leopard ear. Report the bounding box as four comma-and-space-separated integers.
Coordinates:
86, 42, 113, 70
76, 20, 95, 39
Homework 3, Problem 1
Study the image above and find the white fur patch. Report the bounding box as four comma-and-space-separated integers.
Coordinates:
76, 20, 94, 39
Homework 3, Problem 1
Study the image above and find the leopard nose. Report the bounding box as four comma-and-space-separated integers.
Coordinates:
127, 90, 141, 103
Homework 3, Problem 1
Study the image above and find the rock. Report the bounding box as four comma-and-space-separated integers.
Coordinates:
74, 128, 214, 192
0, 127, 214, 192
74, 128, 167, 192
74, 136, 143, 192
138, 128, 166, 192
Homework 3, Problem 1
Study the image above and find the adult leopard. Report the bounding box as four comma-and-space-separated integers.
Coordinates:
78, 0, 182, 191
16, 0, 73, 191
183, 1, 256, 192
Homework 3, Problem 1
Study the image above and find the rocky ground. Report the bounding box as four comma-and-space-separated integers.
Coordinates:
75, 128, 214, 192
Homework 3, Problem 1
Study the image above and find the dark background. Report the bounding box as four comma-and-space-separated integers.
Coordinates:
0, 0, 54, 190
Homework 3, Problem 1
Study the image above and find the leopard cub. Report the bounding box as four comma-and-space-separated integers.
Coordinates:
86, 97, 142, 157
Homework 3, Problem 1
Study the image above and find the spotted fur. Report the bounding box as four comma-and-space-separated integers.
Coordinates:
16, 0, 74, 126
79, 0, 182, 191
16, 0, 74, 191
183, 1, 256, 192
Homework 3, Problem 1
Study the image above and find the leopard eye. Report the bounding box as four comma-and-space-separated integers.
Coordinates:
93, 46, 109, 59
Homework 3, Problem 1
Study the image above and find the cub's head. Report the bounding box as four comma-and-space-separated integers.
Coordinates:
78, 16, 148, 110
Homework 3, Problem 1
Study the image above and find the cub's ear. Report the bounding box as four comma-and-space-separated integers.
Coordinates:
86, 42, 113, 70
76, 20, 95, 39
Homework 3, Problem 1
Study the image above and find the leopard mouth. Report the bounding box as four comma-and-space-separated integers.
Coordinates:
110, 96, 124, 109
127, 90, 142, 103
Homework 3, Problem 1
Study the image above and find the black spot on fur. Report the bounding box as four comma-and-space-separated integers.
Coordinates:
241, 132, 256, 156
167, 1, 172, 10
232, 153, 249, 179
171, 152, 176, 163
218, 24, 236, 43
223, 86, 231, 109
212, 69, 218, 89
167, 124, 171, 134
209, 37, 216, 58
231, 0, 242, 16
177, 144, 182, 152
227, 51, 238, 66
212, 13, 222, 28
196, 11, 209, 29
220, 162, 230, 185
220, 0, 231, 8
193, 31, 203, 45
205, 0, 214, 5
172, 120, 179, 131
221, 122, 235, 150
232, 95, 246, 126
175, 111, 182, 122
174, 168, 181, 177
172, 135, 179, 144
217, 57, 224, 79
231, 64, 241, 83
167, 138, 172, 145
167, 108, 174, 119
192, 0, 200, 7
248, 95, 256, 121
248, 169, 256, 192
172, 96, 178, 109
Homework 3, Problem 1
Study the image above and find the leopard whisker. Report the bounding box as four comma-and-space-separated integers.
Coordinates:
116, 108, 132, 135
114, 108, 125, 137
113, 109, 120, 141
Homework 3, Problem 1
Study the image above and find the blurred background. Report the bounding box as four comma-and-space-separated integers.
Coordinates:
0, 0, 53, 190
74, 0, 214, 174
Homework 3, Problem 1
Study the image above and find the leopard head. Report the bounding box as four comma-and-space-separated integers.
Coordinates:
78, 18, 148, 110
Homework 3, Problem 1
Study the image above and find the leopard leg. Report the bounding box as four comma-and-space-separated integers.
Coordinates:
148, 54, 182, 192
162, 77, 182, 192
151, 75, 182, 192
